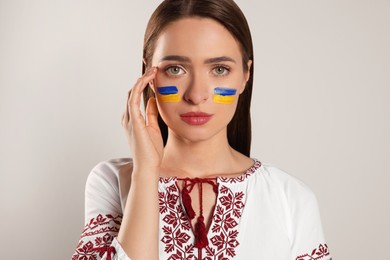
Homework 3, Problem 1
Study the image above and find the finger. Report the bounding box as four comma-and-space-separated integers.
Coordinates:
145, 97, 159, 127
128, 67, 157, 123
133, 67, 157, 95
121, 111, 128, 127
122, 89, 132, 126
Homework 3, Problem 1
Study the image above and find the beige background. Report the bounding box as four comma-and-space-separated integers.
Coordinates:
1, 0, 389, 259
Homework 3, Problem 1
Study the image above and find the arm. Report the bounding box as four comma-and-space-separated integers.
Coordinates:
71, 161, 130, 260
73, 67, 162, 260
284, 177, 332, 260
117, 67, 162, 260
117, 171, 159, 259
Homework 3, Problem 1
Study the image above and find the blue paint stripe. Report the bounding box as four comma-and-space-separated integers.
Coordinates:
214, 87, 237, 96
157, 86, 178, 95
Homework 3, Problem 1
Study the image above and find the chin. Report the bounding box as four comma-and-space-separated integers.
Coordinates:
167, 124, 227, 144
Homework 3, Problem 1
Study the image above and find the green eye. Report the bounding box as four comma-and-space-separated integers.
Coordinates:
166, 66, 184, 75
213, 66, 229, 76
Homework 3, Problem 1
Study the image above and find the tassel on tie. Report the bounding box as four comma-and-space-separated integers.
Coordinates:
194, 215, 208, 248
181, 185, 196, 219
179, 177, 218, 249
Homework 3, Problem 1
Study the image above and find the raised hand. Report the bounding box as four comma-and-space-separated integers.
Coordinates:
122, 67, 164, 174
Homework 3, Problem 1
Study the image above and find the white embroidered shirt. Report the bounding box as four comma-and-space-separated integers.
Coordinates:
72, 158, 332, 260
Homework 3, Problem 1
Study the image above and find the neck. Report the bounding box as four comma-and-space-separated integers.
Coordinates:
161, 130, 247, 178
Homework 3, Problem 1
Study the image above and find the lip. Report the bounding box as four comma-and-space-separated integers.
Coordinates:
180, 112, 214, 125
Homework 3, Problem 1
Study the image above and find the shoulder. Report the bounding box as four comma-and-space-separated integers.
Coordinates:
257, 162, 319, 208
256, 163, 328, 246
87, 158, 133, 188
85, 158, 133, 212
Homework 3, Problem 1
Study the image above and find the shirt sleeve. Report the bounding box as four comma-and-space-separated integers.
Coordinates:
285, 176, 332, 260
71, 161, 131, 260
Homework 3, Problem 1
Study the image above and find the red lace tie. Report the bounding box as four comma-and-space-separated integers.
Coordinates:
178, 177, 219, 249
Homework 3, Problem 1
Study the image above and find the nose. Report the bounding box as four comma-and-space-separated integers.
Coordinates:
183, 72, 210, 105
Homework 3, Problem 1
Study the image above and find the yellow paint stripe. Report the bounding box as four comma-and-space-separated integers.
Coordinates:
213, 95, 235, 104
159, 94, 181, 103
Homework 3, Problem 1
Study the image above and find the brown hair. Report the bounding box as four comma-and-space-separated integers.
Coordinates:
142, 0, 254, 156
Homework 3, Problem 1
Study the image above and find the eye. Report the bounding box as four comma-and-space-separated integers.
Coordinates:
212, 65, 230, 76
165, 65, 185, 76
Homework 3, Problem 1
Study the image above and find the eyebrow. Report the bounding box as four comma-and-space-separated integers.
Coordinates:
205, 56, 236, 64
159, 55, 236, 64
159, 55, 191, 63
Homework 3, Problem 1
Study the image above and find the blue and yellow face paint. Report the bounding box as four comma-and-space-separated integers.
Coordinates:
157, 86, 180, 102
213, 87, 237, 104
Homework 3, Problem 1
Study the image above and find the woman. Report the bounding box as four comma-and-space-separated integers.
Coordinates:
72, 0, 332, 259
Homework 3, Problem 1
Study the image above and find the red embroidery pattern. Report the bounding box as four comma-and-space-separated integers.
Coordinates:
296, 244, 332, 260
159, 183, 197, 259
159, 181, 246, 260
219, 160, 261, 183
72, 214, 122, 260
204, 185, 245, 259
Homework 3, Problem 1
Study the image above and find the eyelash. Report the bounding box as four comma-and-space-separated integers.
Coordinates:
163, 64, 231, 77
212, 65, 231, 77
164, 65, 186, 77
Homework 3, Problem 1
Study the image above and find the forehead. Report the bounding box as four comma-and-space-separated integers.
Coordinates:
153, 17, 243, 62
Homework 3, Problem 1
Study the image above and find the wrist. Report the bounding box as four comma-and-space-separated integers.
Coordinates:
131, 167, 160, 182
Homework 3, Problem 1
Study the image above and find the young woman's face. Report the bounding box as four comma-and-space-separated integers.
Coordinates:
150, 17, 251, 143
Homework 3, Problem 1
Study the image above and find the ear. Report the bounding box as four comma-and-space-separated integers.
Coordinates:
245, 60, 252, 82
239, 59, 252, 94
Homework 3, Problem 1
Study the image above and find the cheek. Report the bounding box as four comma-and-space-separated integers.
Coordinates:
155, 85, 181, 103
214, 98, 239, 126
155, 97, 178, 124
212, 87, 237, 105
154, 72, 188, 103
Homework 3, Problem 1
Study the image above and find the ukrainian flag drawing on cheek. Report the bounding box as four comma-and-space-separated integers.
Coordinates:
157, 86, 181, 102
213, 87, 237, 104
